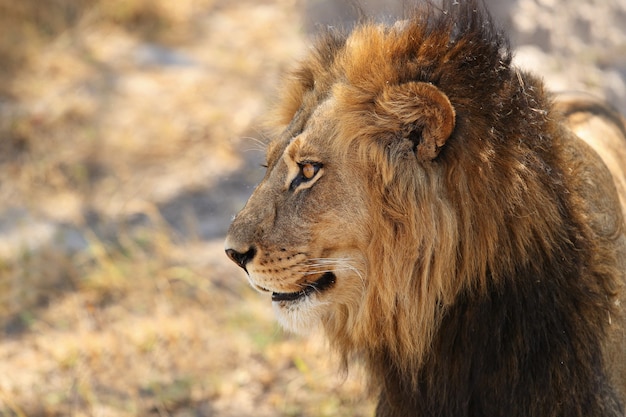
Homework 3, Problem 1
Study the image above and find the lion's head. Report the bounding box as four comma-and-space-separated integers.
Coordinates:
224, 3, 626, 394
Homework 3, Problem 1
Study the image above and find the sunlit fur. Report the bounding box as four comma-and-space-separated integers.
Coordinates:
228, 1, 626, 416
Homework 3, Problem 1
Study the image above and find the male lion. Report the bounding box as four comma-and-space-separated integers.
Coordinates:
225, 1, 626, 416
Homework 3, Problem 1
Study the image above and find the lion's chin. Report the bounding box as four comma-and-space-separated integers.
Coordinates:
272, 296, 328, 334
271, 272, 336, 334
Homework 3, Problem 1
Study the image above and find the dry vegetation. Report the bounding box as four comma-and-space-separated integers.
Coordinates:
0, 0, 373, 415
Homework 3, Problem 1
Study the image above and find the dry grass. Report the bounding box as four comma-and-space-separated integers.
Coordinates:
0, 0, 374, 415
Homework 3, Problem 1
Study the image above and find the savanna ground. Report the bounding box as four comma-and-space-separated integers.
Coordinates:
0, 0, 624, 416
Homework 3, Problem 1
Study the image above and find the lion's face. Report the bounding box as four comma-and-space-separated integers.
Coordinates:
224, 21, 461, 348
225, 99, 370, 333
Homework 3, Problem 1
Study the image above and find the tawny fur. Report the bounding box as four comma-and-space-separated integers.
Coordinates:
226, 1, 626, 416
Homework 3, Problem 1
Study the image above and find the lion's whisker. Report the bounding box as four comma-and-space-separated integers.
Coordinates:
297, 257, 367, 291
239, 136, 269, 154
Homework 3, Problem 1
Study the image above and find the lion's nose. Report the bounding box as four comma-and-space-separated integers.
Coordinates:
225, 246, 257, 271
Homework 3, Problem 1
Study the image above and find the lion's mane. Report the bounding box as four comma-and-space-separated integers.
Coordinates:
231, 1, 626, 416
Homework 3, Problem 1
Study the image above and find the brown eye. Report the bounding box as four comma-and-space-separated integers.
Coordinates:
302, 163, 316, 179
290, 162, 322, 190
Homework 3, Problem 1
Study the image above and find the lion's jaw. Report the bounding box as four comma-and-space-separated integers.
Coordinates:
270, 256, 366, 334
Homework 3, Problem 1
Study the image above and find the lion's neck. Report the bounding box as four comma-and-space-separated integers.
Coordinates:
369, 257, 622, 417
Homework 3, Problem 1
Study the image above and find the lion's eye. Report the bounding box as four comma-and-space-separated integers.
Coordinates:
302, 163, 317, 179
290, 161, 322, 190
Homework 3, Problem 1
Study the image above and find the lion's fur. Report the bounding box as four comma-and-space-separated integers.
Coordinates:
226, 1, 626, 416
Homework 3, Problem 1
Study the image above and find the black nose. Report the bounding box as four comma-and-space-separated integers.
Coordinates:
225, 247, 257, 271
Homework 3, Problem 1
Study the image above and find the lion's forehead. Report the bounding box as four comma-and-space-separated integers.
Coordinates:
269, 98, 342, 168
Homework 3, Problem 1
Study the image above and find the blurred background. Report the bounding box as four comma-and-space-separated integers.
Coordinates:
0, 0, 624, 415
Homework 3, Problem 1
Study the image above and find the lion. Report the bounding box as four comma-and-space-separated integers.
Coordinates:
225, 1, 626, 416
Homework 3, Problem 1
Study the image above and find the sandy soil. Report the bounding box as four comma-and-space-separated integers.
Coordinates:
0, 0, 624, 415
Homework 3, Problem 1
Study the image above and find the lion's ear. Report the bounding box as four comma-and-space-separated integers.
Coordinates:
379, 82, 456, 162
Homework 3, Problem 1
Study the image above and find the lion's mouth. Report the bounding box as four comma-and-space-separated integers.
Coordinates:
271, 272, 336, 302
